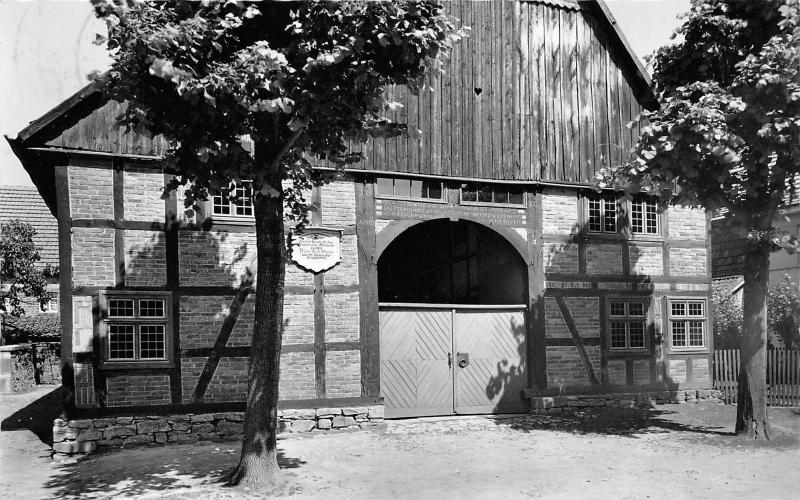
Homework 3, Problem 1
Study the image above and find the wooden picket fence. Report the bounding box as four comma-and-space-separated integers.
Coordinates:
713, 349, 800, 407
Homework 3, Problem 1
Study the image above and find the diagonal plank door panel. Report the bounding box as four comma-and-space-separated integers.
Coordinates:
380, 308, 453, 417
453, 308, 527, 414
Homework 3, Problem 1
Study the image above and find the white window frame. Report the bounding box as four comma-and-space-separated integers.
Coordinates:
630, 197, 659, 235
607, 299, 648, 351
459, 182, 526, 208
39, 294, 59, 314
99, 292, 173, 368
375, 176, 445, 203
668, 298, 708, 352
210, 182, 254, 222
587, 194, 618, 233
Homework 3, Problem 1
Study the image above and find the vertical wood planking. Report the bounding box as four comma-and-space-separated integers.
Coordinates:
546, 6, 562, 180
493, 0, 504, 179
483, 0, 495, 180
577, 13, 595, 182
533, 3, 547, 179
508, 0, 519, 180
471, 0, 483, 180
590, 13, 610, 172
562, 9, 579, 181
519, 2, 531, 179
607, 49, 622, 170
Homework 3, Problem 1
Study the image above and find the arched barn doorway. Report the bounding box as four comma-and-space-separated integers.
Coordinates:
378, 219, 528, 417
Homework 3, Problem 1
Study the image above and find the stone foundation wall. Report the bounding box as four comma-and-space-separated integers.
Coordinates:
52, 405, 385, 458
528, 389, 723, 414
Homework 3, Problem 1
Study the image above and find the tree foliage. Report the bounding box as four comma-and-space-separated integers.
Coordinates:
597, 0, 800, 439
767, 276, 800, 349
91, 0, 465, 488
0, 220, 54, 316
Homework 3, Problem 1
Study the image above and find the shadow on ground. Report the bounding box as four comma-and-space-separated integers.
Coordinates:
489, 402, 800, 449
1, 386, 64, 445
41, 444, 305, 499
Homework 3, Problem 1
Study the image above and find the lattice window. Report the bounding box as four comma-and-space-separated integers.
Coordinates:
103, 294, 171, 364
212, 184, 253, 217
588, 194, 618, 233
376, 177, 443, 200
669, 299, 706, 350
631, 197, 658, 234
608, 300, 647, 350
460, 183, 524, 206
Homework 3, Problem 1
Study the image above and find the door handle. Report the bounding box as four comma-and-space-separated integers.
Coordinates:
457, 352, 469, 368
447, 352, 452, 368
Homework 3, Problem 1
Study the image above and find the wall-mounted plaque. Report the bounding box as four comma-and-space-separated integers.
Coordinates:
289, 227, 342, 273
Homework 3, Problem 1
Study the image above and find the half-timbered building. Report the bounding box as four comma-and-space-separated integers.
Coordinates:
8, 0, 713, 452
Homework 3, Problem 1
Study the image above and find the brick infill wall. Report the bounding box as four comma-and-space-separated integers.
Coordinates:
528, 389, 723, 414
53, 405, 385, 458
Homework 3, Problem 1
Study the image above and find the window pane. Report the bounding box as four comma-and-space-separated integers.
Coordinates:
628, 302, 645, 317
139, 325, 166, 359
588, 197, 602, 232
423, 181, 442, 199
376, 177, 394, 196
603, 198, 617, 232
629, 322, 645, 348
631, 202, 643, 233
671, 302, 686, 317
610, 302, 626, 317
508, 190, 524, 205
494, 189, 509, 204
477, 185, 493, 203
688, 302, 703, 316
611, 322, 627, 348
461, 184, 477, 202
394, 179, 411, 198
139, 299, 165, 318
109, 299, 135, 317
645, 203, 657, 233
109, 324, 135, 359
410, 180, 424, 199
689, 321, 704, 346
672, 321, 687, 347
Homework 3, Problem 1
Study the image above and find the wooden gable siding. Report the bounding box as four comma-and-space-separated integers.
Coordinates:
347, 0, 648, 183
44, 99, 171, 158
37, 0, 647, 183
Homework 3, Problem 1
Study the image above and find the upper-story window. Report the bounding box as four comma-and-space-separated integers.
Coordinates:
100, 293, 172, 366
461, 183, 525, 206
376, 177, 443, 201
587, 194, 617, 233
39, 294, 59, 314
631, 197, 658, 235
212, 184, 253, 218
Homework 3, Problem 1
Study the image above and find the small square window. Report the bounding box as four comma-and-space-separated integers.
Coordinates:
139, 299, 165, 318
102, 294, 171, 366
139, 325, 166, 359
109, 324, 136, 359
212, 183, 253, 218
588, 194, 617, 233
607, 299, 648, 350
610, 302, 626, 317
671, 302, 686, 317
628, 302, 645, 317
669, 299, 707, 350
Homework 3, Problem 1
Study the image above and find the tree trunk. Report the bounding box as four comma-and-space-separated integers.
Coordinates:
736, 241, 772, 439
228, 190, 286, 488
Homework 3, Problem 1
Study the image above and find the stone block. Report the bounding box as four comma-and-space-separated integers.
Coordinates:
290, 420, 316, 432
342, 407, 368, 417
123, 434, 154, 446
103, 425, 137, 439
171, 422, 191, 432
282, 409, 316, 420
53, 418, 68, 428
53, 440, 96, 455
168, 415, 191, 423
216, 421, 244, 436
155, 432, 168, 444
190, 414, 215, 423
54, 427, 79, 441
169, 433, 200, 444
316, 407, 342, 418
191, 423, 215, 434
77, 428, 103, 441
116, 417, 134, 425
213, 412, 244, 422
710, 390, 723, 399
317, 418, 332, 430
69, 419, 93, 429
684, 390, 697, 400
697, 389, 712, 399
94, 418, 117, 428
332, 416, 356, 428
367, 406, 384, 419
136, 420, 170, 434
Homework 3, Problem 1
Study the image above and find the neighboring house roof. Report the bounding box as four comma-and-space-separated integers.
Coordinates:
712, 275, 744, 298
1, 314, 61, 342
0, 185, 59, 268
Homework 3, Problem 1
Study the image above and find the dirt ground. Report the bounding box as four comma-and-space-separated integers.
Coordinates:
2, 387, 799, 499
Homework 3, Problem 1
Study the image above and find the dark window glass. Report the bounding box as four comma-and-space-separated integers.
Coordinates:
109, 324, 136, 359
477, 185, 493, 203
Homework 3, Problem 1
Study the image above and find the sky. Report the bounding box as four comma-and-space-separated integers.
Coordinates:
0, 0, 690, 187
